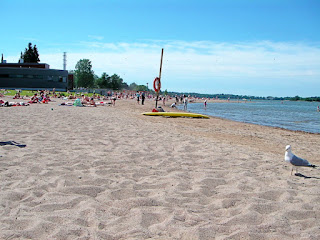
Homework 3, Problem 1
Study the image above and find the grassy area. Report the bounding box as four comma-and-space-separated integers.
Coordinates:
0, 90, 40, 97
1, 89, 101, 97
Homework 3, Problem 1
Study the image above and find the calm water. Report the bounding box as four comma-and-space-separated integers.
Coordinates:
178, 100, 320, 134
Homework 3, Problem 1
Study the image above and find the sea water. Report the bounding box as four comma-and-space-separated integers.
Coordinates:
178, 100, 320, 134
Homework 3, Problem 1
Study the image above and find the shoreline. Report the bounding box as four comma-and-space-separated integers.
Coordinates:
1, 97, 320, 239
174, 100, 320, 135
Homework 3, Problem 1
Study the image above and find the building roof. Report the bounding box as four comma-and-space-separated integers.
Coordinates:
0, 63, 50, 69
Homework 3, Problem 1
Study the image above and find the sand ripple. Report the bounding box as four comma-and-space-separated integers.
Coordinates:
1, 99, 320, 239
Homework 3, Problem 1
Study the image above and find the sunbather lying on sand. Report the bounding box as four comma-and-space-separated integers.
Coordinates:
0, 100, 29, 107
13, 92, 22, 99
29, 94, 39, 103
82, 97, 96, 107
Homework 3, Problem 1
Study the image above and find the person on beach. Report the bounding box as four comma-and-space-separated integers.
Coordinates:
89, 97, 96, 107
111, 96, 116, 106
81, 95, 90, 104
30, 93, 38, 103
157, 106, 165, 112
1, 101, 29, 107
183, 97, 188, 111
136, 91, 140, 104
171, 102, 177, 108
141, 92, 145, 105
204, 99, 207, 108
317, 106, 320, 112
13, 92, 21, 99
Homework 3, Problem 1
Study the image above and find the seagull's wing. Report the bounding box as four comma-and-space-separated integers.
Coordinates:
290, 154, 311, 167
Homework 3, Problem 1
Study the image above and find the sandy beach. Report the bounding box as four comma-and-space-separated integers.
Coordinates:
1, 97, 320, 240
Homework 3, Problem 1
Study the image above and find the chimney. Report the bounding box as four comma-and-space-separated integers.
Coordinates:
63, 52, 67, 70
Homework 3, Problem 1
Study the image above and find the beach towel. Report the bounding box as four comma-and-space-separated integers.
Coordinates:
73, 98, 83, 107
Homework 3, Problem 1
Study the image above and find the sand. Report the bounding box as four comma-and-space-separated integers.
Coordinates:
1, 97, 320, 240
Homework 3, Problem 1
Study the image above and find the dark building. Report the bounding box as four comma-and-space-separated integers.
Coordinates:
0, 62, 70, 91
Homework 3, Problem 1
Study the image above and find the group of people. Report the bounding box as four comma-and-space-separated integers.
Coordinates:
2, 89, 213, 110
81, 95, 97, 106
136, 91, 146, 105
11, 90, 52, 104
169, 96, 208, 111
29, 91, 51, 104
169, 95, 190, 110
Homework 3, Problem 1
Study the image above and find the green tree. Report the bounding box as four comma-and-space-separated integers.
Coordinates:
22, 42, 40, 63
128, 82, 148, 91
122, 82, 129, 89
110, 74, 124, 90
129, 82, 138, 90
136, 85, 148, 91
291, 95, 301, 101
74, 59, 95, 88
95, 72, 111, 88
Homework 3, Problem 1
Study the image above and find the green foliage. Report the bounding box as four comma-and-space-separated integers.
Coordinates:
291, 95, 301, 101
21, 42, 40, 63
110, 74, 124, 90
164, 91, 320, 102
74, 59, 95, 88
95, 72, 111, 88
0, 89, 104, 98
1, 90, 52, 96
71, 58, 320, 101
122, 81, 129, 89
135, 85, 148, 91
127, 82, 148, 91
304, 97, 320, 102
129, 82, 138, 90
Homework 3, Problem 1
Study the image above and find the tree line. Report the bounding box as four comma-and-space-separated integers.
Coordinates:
167, 92, 320, 102
15, 43, 320, 100
74, 59, 148, 91
16, 43, 147, 91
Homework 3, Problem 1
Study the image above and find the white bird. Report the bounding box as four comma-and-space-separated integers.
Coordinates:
285, 145, 317, 175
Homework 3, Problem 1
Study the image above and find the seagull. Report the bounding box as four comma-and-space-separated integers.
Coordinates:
285, 145, 317, 175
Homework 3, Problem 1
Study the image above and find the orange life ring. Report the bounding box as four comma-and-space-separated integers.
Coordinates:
153, 77, 161, 92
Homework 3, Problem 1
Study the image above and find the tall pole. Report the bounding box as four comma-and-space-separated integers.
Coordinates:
156, 48, 164, 108
159, 48, 164, 82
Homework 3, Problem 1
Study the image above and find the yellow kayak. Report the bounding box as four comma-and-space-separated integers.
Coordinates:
142, 112, 210, 118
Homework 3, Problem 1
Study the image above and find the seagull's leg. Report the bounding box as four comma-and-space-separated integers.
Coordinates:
291, 167, 293, 175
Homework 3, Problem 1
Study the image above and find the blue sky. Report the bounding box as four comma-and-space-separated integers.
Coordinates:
1, 0, 319, 97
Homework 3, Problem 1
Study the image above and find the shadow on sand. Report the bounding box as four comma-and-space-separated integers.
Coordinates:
0, 141, 26, 148
295, 173, 320, 180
